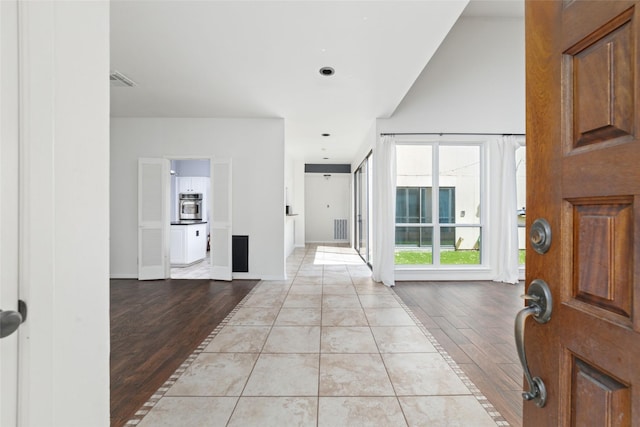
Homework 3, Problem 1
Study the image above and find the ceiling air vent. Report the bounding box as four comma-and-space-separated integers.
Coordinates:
110, 71, 136, 87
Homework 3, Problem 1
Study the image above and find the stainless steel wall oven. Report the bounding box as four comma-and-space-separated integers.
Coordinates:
179, 193, 203, 220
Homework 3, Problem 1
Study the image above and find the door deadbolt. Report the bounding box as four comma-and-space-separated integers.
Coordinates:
530, 218, 551, 254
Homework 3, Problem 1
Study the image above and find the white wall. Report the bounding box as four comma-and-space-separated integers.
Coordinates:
284, 149, 306, 254
284, 154, 296, 257
111, 118, 286, 280
378, 16, 525, 134
304, 173, 351, 243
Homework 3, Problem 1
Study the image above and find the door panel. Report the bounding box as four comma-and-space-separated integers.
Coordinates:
211, 159, 232, 281
571, 357, 630, 426
570, 197, 633, 321
526, 1, 640, 425
138, 158, 170, 280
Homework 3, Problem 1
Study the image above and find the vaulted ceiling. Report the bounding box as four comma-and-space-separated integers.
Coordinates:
110, 0, 524, 163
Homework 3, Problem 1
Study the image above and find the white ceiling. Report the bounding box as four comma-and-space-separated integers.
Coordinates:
110, 0, 523, 164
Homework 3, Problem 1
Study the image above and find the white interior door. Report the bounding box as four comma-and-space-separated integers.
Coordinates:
0, 0, 21, 423
138, 158, 170, 280
211, 159, 233, 281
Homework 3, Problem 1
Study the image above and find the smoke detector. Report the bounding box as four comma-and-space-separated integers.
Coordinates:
110, 71, 136, 87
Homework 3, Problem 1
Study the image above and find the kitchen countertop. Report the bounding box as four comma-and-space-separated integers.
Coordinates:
171, 220, 208, 225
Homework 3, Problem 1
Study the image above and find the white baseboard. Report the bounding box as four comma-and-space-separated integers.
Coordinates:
231, 272, 261, 280
394, 267, 494, 282
110, 273, 137, 279
305, 240, 350, 244
255, 274, 286, 281
232, 273, 287, 281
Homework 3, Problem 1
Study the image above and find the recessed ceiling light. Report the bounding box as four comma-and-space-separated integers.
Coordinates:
319, 67, 335, 76
322, 133, 331, 137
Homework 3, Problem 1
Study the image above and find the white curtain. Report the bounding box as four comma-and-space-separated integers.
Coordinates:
372, 135, 396, 287
491, 135, 522, 284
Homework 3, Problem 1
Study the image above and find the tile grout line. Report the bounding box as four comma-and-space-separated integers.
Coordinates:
349, 269, 412, 427
126, 245, 510, 426
126, 247, 306, 426
124, 282, 263, 426
389, 290, 511, 427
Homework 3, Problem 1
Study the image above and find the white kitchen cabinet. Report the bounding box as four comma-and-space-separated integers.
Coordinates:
177, 176, 207, 194
170, 222, 208, 266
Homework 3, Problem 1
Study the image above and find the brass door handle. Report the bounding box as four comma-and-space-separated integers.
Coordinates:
514, 279, 552, 408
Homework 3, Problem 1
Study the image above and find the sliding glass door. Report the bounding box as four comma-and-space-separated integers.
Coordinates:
354, 152, 372, 266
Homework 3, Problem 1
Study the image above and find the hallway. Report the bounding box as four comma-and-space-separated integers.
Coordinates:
127, 245, 508, 426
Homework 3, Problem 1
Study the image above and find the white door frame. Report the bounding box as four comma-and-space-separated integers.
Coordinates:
160, 156, 233, 281
166, 156, 212, 278
1, 0, 21, 424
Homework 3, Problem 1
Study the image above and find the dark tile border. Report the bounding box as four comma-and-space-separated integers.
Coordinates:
124, 287, 257, 426
391, 291, 511, 426
126, 256, 509, 426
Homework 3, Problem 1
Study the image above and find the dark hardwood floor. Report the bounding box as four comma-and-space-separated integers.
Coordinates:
110, 278, 258, 427
393, 280, 524, 427
111, 277, 522, 426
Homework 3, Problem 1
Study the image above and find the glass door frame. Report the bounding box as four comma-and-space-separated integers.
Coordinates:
394, 140, 486, 267
354, 151, 372, 267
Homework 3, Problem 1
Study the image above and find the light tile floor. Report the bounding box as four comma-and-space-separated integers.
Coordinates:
130, 245, 508, 426
171, 254, 211, 279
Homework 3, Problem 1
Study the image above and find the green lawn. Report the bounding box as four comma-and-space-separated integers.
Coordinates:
395, 249, 526, 265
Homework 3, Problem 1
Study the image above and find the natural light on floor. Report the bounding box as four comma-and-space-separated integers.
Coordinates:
312, 245, 366, 266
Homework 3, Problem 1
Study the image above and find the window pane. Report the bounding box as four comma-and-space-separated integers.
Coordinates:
518, 223, 526, 265
407, 188, 420, 223
440, 225, 456, 248
439, 187, 455, 223
516, 145, 526, 265
395, 226, 419, 246
395, 226, 433, 265
420, 187, 432, 223
439, 145, 480, 225
396, 188, 408, 223
396, 143, 484, 267
397, 145, 433, 196
440, 227, 481, 265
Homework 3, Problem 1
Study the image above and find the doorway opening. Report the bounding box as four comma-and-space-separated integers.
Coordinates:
169, 158, 211, 279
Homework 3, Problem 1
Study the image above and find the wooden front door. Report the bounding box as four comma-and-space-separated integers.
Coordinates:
525, 0, 640, 424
